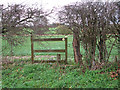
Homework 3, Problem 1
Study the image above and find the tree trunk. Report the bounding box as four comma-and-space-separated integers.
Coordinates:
99, 31, 105, 63
73, 32, 82, 64
103, 42, 107, 62
90, 38, 96, 69
99, 37, 104, 63
10, 41, 13, 56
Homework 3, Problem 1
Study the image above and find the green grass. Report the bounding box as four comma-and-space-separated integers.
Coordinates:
2, 35, 118, 62
2, 35, 76, 61
1, 33, 119, 88
2, 59, 119, 88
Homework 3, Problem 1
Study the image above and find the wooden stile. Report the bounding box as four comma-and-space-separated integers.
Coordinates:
31, 34, 67, 64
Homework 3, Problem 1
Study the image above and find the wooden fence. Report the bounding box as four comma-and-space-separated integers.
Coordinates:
31, 35, 67, 64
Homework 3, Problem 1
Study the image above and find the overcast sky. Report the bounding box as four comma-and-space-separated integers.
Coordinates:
0, 0, 82, 9
0, 0, 83, 23
0, 0, 119, 23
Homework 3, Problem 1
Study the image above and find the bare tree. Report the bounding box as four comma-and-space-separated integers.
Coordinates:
102, 2, 120, 60
59, 4, 83, 65
58, 2, 100, 68
111, 1, 120, 59
1, 4, 49, 35
58, 1, 119, 69
1, 4, 50, 56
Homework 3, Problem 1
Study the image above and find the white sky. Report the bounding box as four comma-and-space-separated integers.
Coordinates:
0, 0, 82, 9
1, 0, 118, 10
0, 0, 82, 23
0, 0, 119, 23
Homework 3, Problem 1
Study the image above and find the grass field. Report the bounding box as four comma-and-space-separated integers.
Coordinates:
2, 35, 118, 62
2, 59, 119, 88
1, 35, 119, 88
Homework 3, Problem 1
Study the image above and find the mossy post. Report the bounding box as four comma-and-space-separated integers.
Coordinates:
65, 38, 67, 64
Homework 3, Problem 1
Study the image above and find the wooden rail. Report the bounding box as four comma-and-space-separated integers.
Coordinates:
34, 60, 65, 63
33, 38, 63, 41
31, 34, 67, 64
34, 50, 65, 52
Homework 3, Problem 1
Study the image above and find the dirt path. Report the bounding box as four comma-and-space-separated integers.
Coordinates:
2, 55, 56, 60
1, 55, 57, 64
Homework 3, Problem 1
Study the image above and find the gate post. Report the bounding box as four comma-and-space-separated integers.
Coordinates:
65, 38, 67, 64
57, 54, 61, 62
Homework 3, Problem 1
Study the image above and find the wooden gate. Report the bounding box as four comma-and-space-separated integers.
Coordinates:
31, 35, 67, 64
